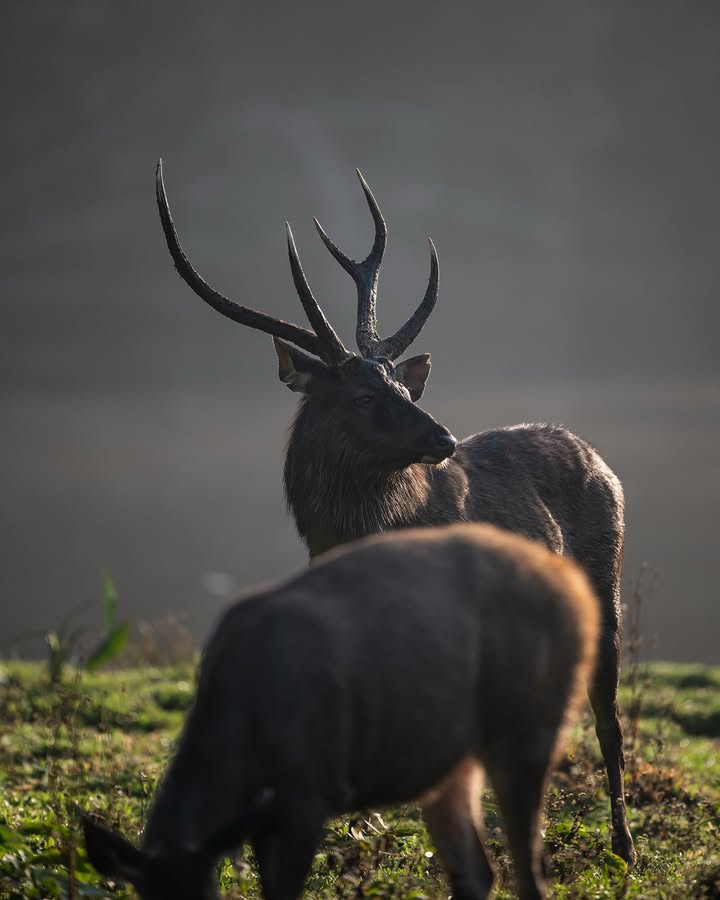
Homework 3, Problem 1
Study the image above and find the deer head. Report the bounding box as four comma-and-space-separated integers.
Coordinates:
82, 795, 270, 900
83, 816, 219, 900
156, 163, 456, 466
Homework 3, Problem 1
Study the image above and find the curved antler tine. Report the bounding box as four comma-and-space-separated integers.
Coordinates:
312, 170, 388, 357
313, 217, 359, 278
376, 238, 439, 361
155, 160, 324, 358
313, 214, 378, 356
312, 171, 387, 275
285, 223, 349, 363
355, 169, 387, 267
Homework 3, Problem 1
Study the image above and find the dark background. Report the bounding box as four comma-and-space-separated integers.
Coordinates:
2, 1, 718, 662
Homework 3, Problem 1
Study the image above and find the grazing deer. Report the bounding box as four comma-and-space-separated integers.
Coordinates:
154, 162, 634, 867
83, 523, 599, 900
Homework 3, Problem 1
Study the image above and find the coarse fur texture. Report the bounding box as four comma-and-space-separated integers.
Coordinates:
83, 523, 599, 900
156, 166, 633, 866
280, 356, 632, 868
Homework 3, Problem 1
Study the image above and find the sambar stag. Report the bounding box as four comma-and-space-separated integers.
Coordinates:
155, 162, 633, 865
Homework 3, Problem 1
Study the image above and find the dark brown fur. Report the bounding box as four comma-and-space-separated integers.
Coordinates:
83, 523, 599, 900
155, 166, 634, 866
281, 353, 632, 865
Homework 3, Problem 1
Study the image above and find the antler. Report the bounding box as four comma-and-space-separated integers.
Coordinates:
313, 170, 386, 357
155, 160, 349, 364
284, 223, 350, 363
313, 170, 439, 361
375, 238, 439, 361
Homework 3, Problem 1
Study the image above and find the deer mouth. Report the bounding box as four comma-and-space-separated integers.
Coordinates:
418, 431, 458, 464
419, 448, 457, 465
420, 453, 452, 465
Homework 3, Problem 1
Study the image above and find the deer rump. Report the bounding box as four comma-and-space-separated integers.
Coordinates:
82, 524, 599, 900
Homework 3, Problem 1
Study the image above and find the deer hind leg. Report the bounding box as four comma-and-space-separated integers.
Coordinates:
588, 624, 635, 867
251, 794, 327, 900
420, 758, 495, 900
575, 493, 635, 867
482, 729, 558, 900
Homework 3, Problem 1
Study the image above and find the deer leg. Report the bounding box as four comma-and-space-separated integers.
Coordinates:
421, 758, 494, 900
250, 794, 327, 900
483, 732, 555, 900
588, 626, 635, 867
574, 499, 635, 867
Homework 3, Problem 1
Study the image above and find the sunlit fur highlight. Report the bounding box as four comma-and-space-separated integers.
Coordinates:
83, 523, 600, 900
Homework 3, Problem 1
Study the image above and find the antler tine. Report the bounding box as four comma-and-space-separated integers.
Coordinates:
312, 169, 388, 357
285, 224, 350, 363
155, 160, 325, 359
376, 238, 439, 361
355, 168, 388, 267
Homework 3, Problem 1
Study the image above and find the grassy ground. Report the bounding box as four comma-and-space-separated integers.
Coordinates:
0, 659, 718, 899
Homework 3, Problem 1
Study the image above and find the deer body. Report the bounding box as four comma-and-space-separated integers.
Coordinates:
287, 416, 620, 560
154, 163, 634, 866
84, 523, 599, 900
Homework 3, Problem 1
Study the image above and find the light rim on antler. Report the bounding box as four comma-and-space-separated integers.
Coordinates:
312, 169, 439, 361
284, 223, 350, 364
155, 159, 346, 364
156, 161, 439, 366
312, 169, 387, 357
375, 237, 439, 361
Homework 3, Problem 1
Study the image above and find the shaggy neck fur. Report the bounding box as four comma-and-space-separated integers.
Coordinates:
284, 398, 432, 556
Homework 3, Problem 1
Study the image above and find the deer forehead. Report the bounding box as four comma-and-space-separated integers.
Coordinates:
341, 356, 395, 385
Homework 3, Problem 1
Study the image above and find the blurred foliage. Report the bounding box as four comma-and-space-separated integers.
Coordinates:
84, 574, 129, 674
7, 573, 129, 686
0, 660, 718, 898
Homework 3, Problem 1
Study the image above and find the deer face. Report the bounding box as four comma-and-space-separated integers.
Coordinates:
275, 340, 457, 468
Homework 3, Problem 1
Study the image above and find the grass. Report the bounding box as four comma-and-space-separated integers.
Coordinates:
0, 660, 718, 899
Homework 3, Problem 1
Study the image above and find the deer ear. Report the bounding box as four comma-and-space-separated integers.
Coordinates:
272, 338, 329, 394
395, 353, 431, 402
82, 816, 146, 885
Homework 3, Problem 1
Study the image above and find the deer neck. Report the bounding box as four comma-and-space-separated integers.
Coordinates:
141, 687, 260, 857
285, 401, 431, 557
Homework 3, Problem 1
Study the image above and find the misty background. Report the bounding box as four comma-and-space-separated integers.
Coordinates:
1, 2, 718, 663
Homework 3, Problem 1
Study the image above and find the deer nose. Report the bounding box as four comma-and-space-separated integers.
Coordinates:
435, 432, 457, 456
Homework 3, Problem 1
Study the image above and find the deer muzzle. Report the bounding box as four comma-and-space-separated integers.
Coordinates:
420, 429, 458, 464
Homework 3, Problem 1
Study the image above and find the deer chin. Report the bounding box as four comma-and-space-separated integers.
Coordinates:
419, 453, 451, 466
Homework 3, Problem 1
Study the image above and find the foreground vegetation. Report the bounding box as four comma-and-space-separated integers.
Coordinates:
0, 658, 718, 899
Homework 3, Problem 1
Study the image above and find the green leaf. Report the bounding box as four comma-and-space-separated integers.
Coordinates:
85, 622, 129, 672
26, 849, 65, 866
19, 821, 56, 837
602, 849, 628, 875
0, 824, 26, 850
100, 571, 118, 630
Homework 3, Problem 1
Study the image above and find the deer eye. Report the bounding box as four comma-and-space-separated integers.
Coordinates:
353, 395, 374, 408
